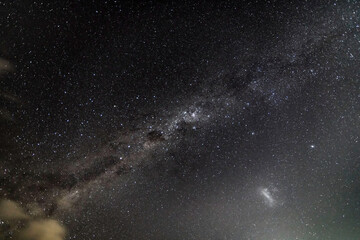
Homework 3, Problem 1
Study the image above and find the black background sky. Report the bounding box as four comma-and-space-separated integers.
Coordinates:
1, 0, 322, 153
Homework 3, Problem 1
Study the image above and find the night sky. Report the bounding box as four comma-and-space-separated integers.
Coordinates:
0, 1, 360, 239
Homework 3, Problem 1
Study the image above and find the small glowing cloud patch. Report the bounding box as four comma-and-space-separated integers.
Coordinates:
259, 187, 276, 207
0, 199, 67, 240
0, 199, 30, 220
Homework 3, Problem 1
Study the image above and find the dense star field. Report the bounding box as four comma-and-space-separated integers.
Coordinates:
0, 1, 359, 239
